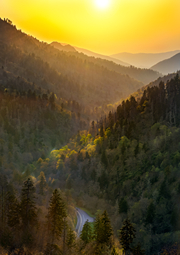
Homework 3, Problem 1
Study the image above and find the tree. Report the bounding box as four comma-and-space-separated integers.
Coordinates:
46, 189, 67, 247
66, 226, 76, 253
145, 201, 155, 225
119, 198, 128, 214
80, 220, 92, 245
131, 243, 145, 255
101, 150, 108, 168
119, 218, 136, 255
94, 211, 113, 247
20, 178, 38, 245
38, 171, 47, 195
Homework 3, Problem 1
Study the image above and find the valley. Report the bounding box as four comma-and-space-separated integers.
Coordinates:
0, 15, 180, 255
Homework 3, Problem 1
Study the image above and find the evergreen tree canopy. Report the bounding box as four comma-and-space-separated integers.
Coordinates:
47, 189, 67, 245
80, 220, 93, 245
20, 178, 37, 230
94, 210, 113, 247
119, 218, 136, 254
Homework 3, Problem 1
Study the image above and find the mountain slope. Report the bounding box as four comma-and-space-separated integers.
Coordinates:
0, 18, 145, 111
111, 51, 180, 68
43, 75, 180, 254
130, 71, 180, 101
151, 53, 180, 74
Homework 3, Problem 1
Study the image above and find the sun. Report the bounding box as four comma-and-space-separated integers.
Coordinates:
95, 0, 110, 9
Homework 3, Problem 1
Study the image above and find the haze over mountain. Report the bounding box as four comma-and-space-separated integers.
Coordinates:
110, 50, 180, 68
0, 18, 146, 120
151, 53, 180, 74
73, 45, 130, 66
51, 42, 160, 85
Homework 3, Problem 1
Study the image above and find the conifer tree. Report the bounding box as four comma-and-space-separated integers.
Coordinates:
66, 227, 76, 253
119, 218, 136, 255
7, 189, 20, 231
94, 211, 113, 247
38, 171, 47, 195
119, 198, 128, 214
20, 178, 37, 244
80, 220, 92, 245
47, 189, 67, 246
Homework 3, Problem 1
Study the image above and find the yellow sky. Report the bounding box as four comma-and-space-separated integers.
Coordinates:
1, 0, 180, 55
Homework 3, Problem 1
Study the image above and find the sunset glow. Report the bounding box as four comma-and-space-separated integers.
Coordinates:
1, 0, 180, 55
95, 0, 110, 9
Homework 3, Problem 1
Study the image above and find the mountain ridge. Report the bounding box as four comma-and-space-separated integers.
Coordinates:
151, 53, 180, 74
110, 50, 180, 68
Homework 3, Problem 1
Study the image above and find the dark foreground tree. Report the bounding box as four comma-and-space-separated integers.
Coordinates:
46, 189, 67, 254
38, 171, 47, 195
94, 210, 113, 247
119, 218, 136, 255
20, 178, 38, 245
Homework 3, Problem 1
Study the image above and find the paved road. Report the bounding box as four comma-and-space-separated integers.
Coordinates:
76, 208, 94, 237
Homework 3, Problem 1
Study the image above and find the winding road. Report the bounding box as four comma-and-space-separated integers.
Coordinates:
76, 208, 94, 237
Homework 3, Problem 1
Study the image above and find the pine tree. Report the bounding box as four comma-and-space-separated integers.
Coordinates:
20, 178, 38, 244
80, 220, 92, 245
38, 171, 47, 195
66, 226, 76, 253
7, 187, 20, 231
145, 201, 155, 225
94, 211, 113, 247
119, 218, 136, 255
119, 198, 128, 214
47, 189, 67, 246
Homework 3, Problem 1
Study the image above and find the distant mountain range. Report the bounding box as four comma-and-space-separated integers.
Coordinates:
73, 46, 130, 66
151, 53, 180, 74
110, 50, 180, 68
51, 42, 130, 66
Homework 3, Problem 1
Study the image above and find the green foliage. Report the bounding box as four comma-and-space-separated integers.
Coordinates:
80, 220, 93, 245
66, 227, 76, 250
94, 211, 113, 247
119, 198, 128, 214
145, 201, 155, 225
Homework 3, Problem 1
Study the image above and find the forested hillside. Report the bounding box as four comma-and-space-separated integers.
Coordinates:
0, 18, 160, 111
131, 70, 180, 101
33, 75, 180, 254
1, 17, 180, 255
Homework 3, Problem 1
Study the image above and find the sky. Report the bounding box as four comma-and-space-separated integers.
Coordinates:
1, 0, 180, 55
